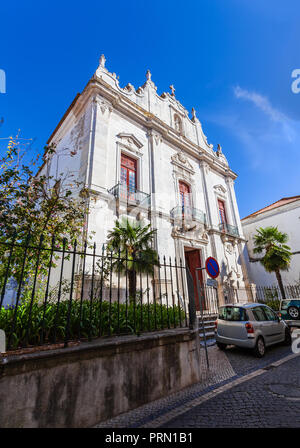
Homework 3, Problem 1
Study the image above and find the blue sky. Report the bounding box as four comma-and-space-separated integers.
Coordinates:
1, 0, 300, 218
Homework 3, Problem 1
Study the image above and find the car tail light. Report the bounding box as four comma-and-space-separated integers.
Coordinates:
214, 320, 218, 330
245, 322, 254, 334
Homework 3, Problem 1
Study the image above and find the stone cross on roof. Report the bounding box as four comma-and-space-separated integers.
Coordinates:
169, 84, 175, 96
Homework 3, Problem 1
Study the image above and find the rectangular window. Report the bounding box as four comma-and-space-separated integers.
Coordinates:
120, 154, 137, 200
218, 199, 227, 224
262, 306, 278, 321
179, 181, 192, 217
218, 199, 228, 232
218, 306, 248, 321
252, 306, 267, 322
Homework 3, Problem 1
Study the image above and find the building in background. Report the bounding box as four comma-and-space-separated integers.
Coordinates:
242, 196, 300, 286
40, 55, 252, 307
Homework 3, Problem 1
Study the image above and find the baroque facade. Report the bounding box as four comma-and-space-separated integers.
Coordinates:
41, 55, 251, 307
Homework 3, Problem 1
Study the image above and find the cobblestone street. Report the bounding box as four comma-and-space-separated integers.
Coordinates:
164, 351, 300, 428
95, 342, 300, 428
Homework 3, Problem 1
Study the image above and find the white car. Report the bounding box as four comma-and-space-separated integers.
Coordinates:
215, 303, 291, 357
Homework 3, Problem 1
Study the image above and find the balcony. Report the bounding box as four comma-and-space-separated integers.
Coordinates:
108, 183, 151, 208
218, 222, 239, 237
170, 205, 206, 226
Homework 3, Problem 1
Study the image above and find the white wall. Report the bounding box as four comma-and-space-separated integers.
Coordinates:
242, 201, 300, 285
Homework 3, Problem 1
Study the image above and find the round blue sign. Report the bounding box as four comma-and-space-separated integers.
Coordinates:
205, 257, 220, 279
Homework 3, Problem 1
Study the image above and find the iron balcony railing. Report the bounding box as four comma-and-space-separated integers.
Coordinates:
108, 183, 151, 207
218, 222, 239, 237
170, 205, 207, 226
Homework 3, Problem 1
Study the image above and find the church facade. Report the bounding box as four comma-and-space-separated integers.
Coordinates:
41, 55, 252, 306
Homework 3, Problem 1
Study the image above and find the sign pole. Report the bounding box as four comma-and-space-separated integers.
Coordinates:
196, 268, 209, 370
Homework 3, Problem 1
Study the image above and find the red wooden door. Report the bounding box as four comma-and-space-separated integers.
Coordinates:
185, 250, 204, 312
121, 154, 137, 200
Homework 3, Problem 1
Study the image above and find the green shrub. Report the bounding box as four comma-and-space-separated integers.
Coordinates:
0, 299, 186, 350
265, 298, 281, 311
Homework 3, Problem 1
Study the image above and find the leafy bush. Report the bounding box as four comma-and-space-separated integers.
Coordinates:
0, 299, 186, 350
265, 298, 281, 311
263, 287, 279, 300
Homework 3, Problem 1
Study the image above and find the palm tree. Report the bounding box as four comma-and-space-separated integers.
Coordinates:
106, 218, 159, 299
253, 226, 292, 299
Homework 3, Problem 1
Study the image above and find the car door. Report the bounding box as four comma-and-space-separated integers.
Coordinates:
252, 306, 273, 346
263, 306, 285, 343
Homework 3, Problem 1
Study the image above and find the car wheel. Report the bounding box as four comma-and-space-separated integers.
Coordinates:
287, 306, 299, 320
253, 336, 265, 358
283, 328, 292, 346
217, 342, 227, 350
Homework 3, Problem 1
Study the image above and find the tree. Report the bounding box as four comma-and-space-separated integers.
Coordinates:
253, 226, 292, 299
0, 135, 89, 288
106, 218, 159, 299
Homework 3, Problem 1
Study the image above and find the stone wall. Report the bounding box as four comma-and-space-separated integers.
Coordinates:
0, 329, 201, 428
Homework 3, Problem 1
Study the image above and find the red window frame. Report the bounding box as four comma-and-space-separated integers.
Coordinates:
218, 199, 228, 229
179, 181, 192, 217
121, 154, 137, 187
120, 154, 137, 201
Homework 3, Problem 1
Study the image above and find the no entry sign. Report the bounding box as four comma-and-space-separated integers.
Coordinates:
205, 257, 220, 279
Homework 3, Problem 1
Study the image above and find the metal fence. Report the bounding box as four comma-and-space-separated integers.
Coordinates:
0, 236, 197, 351
194, 283, 300, 316
1, 235, 299, 352
252, 284, 300, 302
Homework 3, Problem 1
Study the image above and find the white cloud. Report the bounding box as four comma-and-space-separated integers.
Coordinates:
233, 86, 286, 122
233, 86, 297, 143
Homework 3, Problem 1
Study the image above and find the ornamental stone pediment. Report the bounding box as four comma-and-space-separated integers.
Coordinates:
171, 151, 194, 174
117, 133, 144, 154
213, 184, 227, 196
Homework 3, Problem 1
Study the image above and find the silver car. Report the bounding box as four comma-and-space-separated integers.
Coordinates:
215, 303, 291, 357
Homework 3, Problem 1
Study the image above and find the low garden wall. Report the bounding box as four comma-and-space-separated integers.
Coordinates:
0, 328, 201, 427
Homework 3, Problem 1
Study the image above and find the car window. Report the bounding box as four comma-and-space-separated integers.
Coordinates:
218, 306, 247, 321
263, 306, 278, 321
252, 306, 267, 322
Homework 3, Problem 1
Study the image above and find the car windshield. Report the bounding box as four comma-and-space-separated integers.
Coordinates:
218, 306, 247, 321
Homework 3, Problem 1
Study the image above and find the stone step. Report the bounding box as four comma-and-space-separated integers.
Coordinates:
199, 338, 216, 347
199, 330, 215, 340
199, 323, 215, 332
198, 314, 218, 322
199, 319, 216, 326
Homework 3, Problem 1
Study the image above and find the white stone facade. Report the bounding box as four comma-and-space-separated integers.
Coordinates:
242, 197, 300, 286
41, 55, 251, 305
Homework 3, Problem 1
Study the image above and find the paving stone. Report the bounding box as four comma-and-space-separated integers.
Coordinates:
163, 355, 300, 428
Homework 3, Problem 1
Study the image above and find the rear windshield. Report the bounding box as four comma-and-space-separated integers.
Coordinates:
218, 306, 248, 321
